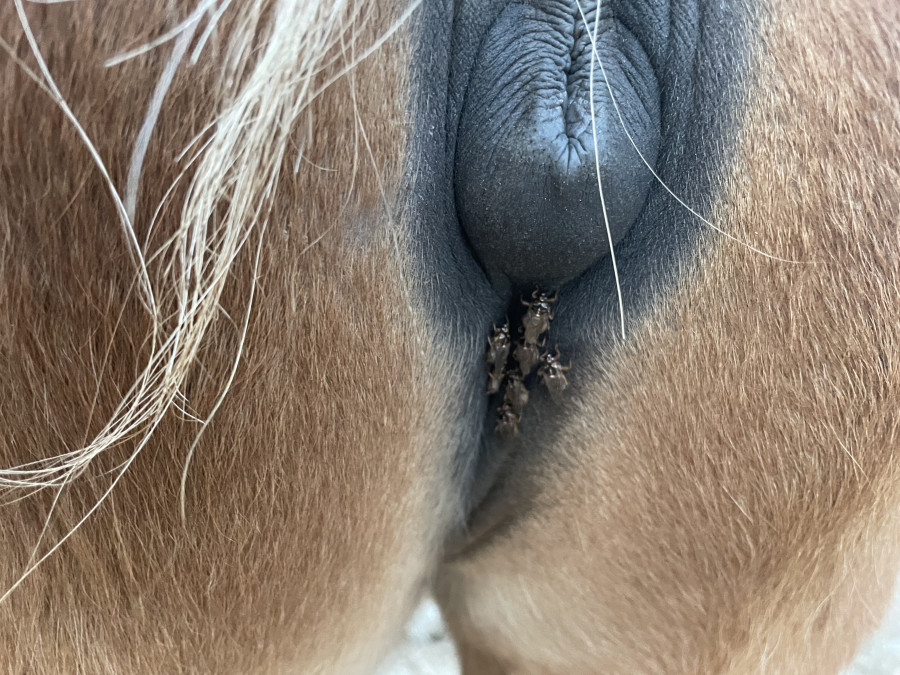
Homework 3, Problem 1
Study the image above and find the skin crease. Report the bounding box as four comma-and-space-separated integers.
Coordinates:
0, 1, 898, 675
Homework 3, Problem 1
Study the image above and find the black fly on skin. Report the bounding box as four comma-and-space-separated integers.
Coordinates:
520, 289, 556, 344
485, 322, 511, 394
485, 288, 569, 434
495, 401, 521, 437
504, 371, 529, 415
538, 347, 570, 398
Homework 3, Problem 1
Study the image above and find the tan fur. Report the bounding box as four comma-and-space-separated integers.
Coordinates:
0, 1, 460, 672
1, 0, 899, 673
437, 0, 900, 672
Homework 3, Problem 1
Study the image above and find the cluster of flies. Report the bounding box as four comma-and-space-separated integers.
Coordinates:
486, 290, 570, 436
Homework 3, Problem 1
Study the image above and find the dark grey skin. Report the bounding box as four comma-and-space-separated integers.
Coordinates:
404, 0, 751, 538
455, 0, 661, 290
